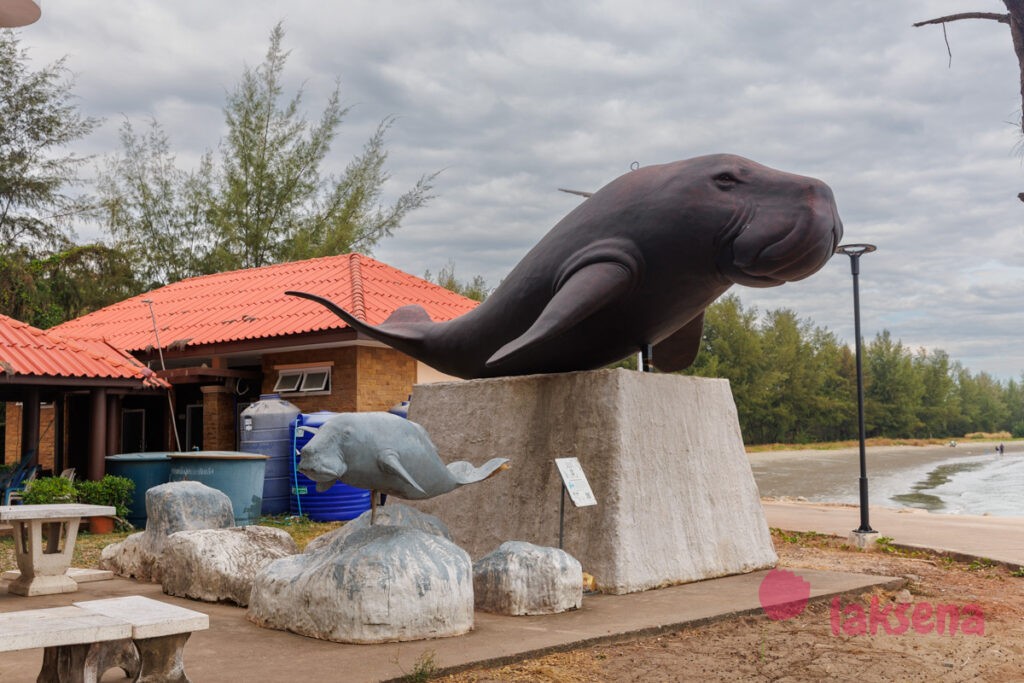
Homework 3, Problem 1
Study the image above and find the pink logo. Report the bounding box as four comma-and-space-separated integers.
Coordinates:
758, 569, 811, 620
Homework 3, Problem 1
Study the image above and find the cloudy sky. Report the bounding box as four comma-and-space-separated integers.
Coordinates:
14, 1, 1024, 379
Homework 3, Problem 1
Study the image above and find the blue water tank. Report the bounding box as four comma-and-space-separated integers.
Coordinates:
104, 452, 173, 529
239, 394, 301, 514
167, 451, 268, 526
290, 411, 371, 521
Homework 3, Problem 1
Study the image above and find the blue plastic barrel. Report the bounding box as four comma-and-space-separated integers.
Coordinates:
168, 451, 268, 525
104, 453, 173, 529
239, 394, 301, 514
290, 412, 371, 521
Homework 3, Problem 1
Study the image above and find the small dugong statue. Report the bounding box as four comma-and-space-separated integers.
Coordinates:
288, 153, 842, 378
298, 412, 509, 500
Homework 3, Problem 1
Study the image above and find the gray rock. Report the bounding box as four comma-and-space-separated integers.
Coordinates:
304, 502, 450, 554
473, 541, 582, 615
99, 482, 235, 582
247, 525, 473, 643
160, 527, 299, 606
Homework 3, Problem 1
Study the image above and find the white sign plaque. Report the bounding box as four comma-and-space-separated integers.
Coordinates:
555, 457, 597, 507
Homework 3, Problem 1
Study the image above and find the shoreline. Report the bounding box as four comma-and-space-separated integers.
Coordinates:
748, 440, 1016, 513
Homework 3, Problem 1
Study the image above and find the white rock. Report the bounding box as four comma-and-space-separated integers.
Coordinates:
247, 525, 473, 643
99, 482, 235, 582
304, 502, 450, 554
160, 527, 299, 606
474, 541, 582, 615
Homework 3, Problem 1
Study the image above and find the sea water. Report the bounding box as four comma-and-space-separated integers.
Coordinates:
824, 451, 1024, 517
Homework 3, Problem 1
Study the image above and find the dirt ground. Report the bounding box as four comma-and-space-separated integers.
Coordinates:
438, 530, 1024, 683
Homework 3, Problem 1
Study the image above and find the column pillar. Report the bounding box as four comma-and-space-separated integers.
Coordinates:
88, 388, 107, 480
20, 387, 40, 465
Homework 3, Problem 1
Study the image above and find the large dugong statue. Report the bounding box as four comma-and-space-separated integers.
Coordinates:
288, 153, 842, 378
297, 412, 509, 500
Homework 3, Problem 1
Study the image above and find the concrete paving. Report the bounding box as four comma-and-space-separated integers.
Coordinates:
0, 567, 899, 682
764, 501, 1024, 567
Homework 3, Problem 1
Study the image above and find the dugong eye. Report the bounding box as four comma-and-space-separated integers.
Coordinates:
713, 172, 740, 189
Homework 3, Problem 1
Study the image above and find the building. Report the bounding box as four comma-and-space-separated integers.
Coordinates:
4, 253, 478, 478
0, 313, 169, 480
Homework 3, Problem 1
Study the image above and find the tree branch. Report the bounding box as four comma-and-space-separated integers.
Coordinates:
913, 13, 1010, 27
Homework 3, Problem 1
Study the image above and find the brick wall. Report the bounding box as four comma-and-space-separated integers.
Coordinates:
3, 402, 57, 471
355, 346, 417, 412
200, 386, 236, 451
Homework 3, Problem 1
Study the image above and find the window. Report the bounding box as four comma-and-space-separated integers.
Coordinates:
273, 367, 331, 395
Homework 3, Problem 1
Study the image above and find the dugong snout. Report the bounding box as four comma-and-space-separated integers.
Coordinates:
298, 440, 347, 483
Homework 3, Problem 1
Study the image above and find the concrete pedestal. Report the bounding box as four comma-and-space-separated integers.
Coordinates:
408, 369, 777, 595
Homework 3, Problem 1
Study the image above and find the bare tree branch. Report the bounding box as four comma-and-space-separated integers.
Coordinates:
913, 12, 1009, 27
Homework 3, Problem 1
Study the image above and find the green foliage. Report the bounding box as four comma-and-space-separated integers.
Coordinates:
0, 31, 127, 326
424, 260, 489, 302
0, 30, 99, 255
97, 119, 215, 288
97, 23, 436, 285
75, 475, 134, 519
685, 295, 855, 444
682, 296, 1024, 444
21, 476, 77, 505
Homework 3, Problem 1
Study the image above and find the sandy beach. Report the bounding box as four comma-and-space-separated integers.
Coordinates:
748, 440, 1018, 511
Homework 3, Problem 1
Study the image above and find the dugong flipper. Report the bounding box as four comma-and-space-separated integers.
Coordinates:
445, 458, 509, 485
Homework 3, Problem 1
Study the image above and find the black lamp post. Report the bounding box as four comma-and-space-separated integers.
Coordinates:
836, 243, 877, 536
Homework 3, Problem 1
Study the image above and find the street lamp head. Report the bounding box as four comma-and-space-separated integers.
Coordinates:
836, 243, 877, 257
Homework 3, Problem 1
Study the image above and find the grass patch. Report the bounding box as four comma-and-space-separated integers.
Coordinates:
255, 514, 344, 550
770, 528, 830, 548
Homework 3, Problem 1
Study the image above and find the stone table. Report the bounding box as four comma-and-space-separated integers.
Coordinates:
0, 503, 116, 596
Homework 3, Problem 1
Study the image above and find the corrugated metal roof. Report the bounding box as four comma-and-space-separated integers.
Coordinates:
0, 314, 168, 387
51, 253, 480, 353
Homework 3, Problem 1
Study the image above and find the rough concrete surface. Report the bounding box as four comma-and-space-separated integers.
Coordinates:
409, 369, 777, 594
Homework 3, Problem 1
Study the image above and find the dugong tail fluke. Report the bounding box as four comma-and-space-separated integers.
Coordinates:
286, 289, 437, 357
446, 458, 510, 486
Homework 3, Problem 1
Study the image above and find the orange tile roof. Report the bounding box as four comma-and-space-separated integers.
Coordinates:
0, 314, 168, 387
51, 253, 480, 353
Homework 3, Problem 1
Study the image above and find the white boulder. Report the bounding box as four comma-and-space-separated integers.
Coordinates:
474, 541, 583, 615
160, 526, 299, 606
100, 481, 235, 582
248, 525, 473, 643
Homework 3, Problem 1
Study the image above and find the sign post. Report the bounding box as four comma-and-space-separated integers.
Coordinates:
554, 457, 596, 549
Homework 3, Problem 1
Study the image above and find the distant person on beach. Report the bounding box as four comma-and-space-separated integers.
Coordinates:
998, 443, 1005, 456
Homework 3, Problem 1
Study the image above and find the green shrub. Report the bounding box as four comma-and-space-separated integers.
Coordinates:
75, 475, 134, 518
21, 476, 77, 505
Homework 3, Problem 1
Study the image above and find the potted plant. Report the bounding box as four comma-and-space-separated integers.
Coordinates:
75, 475, 134, 533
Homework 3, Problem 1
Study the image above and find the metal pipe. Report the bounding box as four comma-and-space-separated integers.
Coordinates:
143, 299, 182, 451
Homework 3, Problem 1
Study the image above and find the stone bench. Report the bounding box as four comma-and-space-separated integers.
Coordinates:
0, 595, 208, 682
